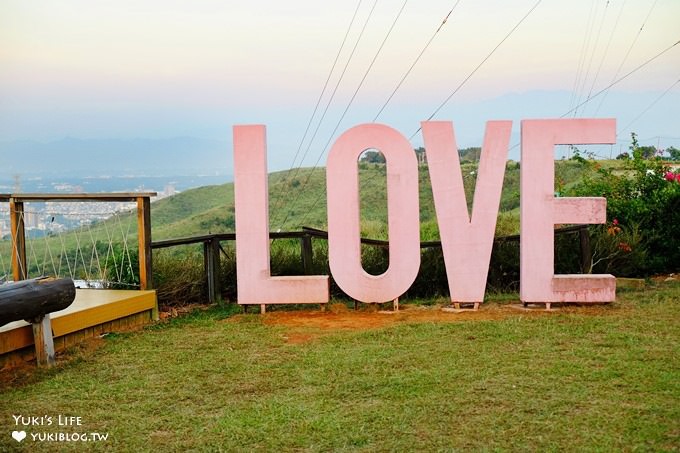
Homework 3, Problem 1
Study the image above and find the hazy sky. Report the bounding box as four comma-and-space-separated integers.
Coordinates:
1, 0, 679, 168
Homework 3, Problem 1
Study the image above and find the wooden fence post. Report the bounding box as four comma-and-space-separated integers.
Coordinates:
204, 238, 221, 304
579, 225, 592, 274
136, 196, 158, 320
301, 233, 313, 275
9, 198, 27, 281
136, 196, 152, 290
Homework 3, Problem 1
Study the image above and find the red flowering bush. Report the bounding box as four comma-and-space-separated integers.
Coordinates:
584, 219, 644, 276
567, 134, 680, 275
665, 171, 680, 183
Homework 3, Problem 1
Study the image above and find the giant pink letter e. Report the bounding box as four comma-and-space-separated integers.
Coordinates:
520, 119, 616, 303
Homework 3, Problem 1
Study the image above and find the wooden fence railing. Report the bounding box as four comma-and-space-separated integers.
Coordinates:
0, 193, 156, 289
151, 225, 592, 304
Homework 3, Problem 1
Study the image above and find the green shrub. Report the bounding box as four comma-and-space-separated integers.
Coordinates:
419, 219, 441, 241
495, 211, 519, 237
152, 248, 205, 306
103, 246, 140, 289
587, 221, 645, 277
567, 134, 680, 275
487, 239, 520, 293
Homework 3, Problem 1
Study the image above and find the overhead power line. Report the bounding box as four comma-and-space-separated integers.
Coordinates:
372, 0, 462, 122
287, 0, 363, 173
583, 0, 626, 114
269, 0, 364, 220
319, 0, 409, 149
410, 0, 543, 140
295, 1, 463, 229
270, 0, 379, 226
289, 0, 379, 174
568, 0, 600, 115
618, 76, 680, 138
278, 0, 409, 230
295, 0, 543, 228
594, 0, 659, 115
562, 38, 680, 117
310, 0, 410, 164
639, 135, 680, 142
503, 38, 680, 157
573, 0, 611, 117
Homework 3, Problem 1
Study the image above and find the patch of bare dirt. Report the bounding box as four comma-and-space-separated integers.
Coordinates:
650, 273, 677, 283
254, 300, 623, 345
260, 303, 525, 332
280, 332, 319, 344
244, 301, 621, 340
158, 303, 211, 320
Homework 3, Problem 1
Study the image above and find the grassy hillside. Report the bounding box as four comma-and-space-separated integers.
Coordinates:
149, 159, 599, 241
146, 164, 441, 240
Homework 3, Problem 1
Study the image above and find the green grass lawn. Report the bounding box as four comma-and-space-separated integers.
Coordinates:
1, 282, 678, 451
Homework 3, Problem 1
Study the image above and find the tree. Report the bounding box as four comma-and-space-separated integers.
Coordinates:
414, 147, 426, 165
359, 151, 385, 164
459, 147, 481, 162
638, 146, 657, 159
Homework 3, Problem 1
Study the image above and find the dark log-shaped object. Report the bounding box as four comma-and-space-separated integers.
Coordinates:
0, 277, 76, 327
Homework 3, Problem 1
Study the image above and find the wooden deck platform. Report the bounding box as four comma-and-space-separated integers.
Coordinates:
1, 289, 157, 368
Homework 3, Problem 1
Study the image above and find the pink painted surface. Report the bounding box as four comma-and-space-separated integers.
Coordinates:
327, 124, 420, 303
233, 125, 329, 305
520, 119, 616, 303
422, 121, 511, 303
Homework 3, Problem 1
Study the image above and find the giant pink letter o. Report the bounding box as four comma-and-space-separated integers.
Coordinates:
327, 123, 420, 303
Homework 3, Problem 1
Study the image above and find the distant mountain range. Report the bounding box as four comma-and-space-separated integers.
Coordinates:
0, 137, 231, 177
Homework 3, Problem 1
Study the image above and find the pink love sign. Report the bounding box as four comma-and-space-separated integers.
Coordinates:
233, 119, 617, 306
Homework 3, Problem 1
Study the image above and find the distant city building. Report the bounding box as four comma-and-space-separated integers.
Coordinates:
25, 211, 39, 229
159, 184, 177, 198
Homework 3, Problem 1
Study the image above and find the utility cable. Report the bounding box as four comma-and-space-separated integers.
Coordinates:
410, 0, 543, 140
594, 0, 659, 114
269, 0, 363, 219
278, 0, 408, 230
297, 1, 463, 227
373, 0, 462, 122
562, 38, 680, 118
617, 77, 680, 138
503, 39, 680, 156
294, 0, 543, 227
270, 0, 379, 226
344, 1, 463, 223
583, 0, 626, 115
573, 0, 611, 116
286, 0, 363, 172
568, 0, 600, 115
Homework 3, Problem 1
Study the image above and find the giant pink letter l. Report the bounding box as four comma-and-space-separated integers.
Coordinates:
233, 125, 329, 305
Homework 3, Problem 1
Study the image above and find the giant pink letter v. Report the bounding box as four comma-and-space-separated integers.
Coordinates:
422, 121, 512, 303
